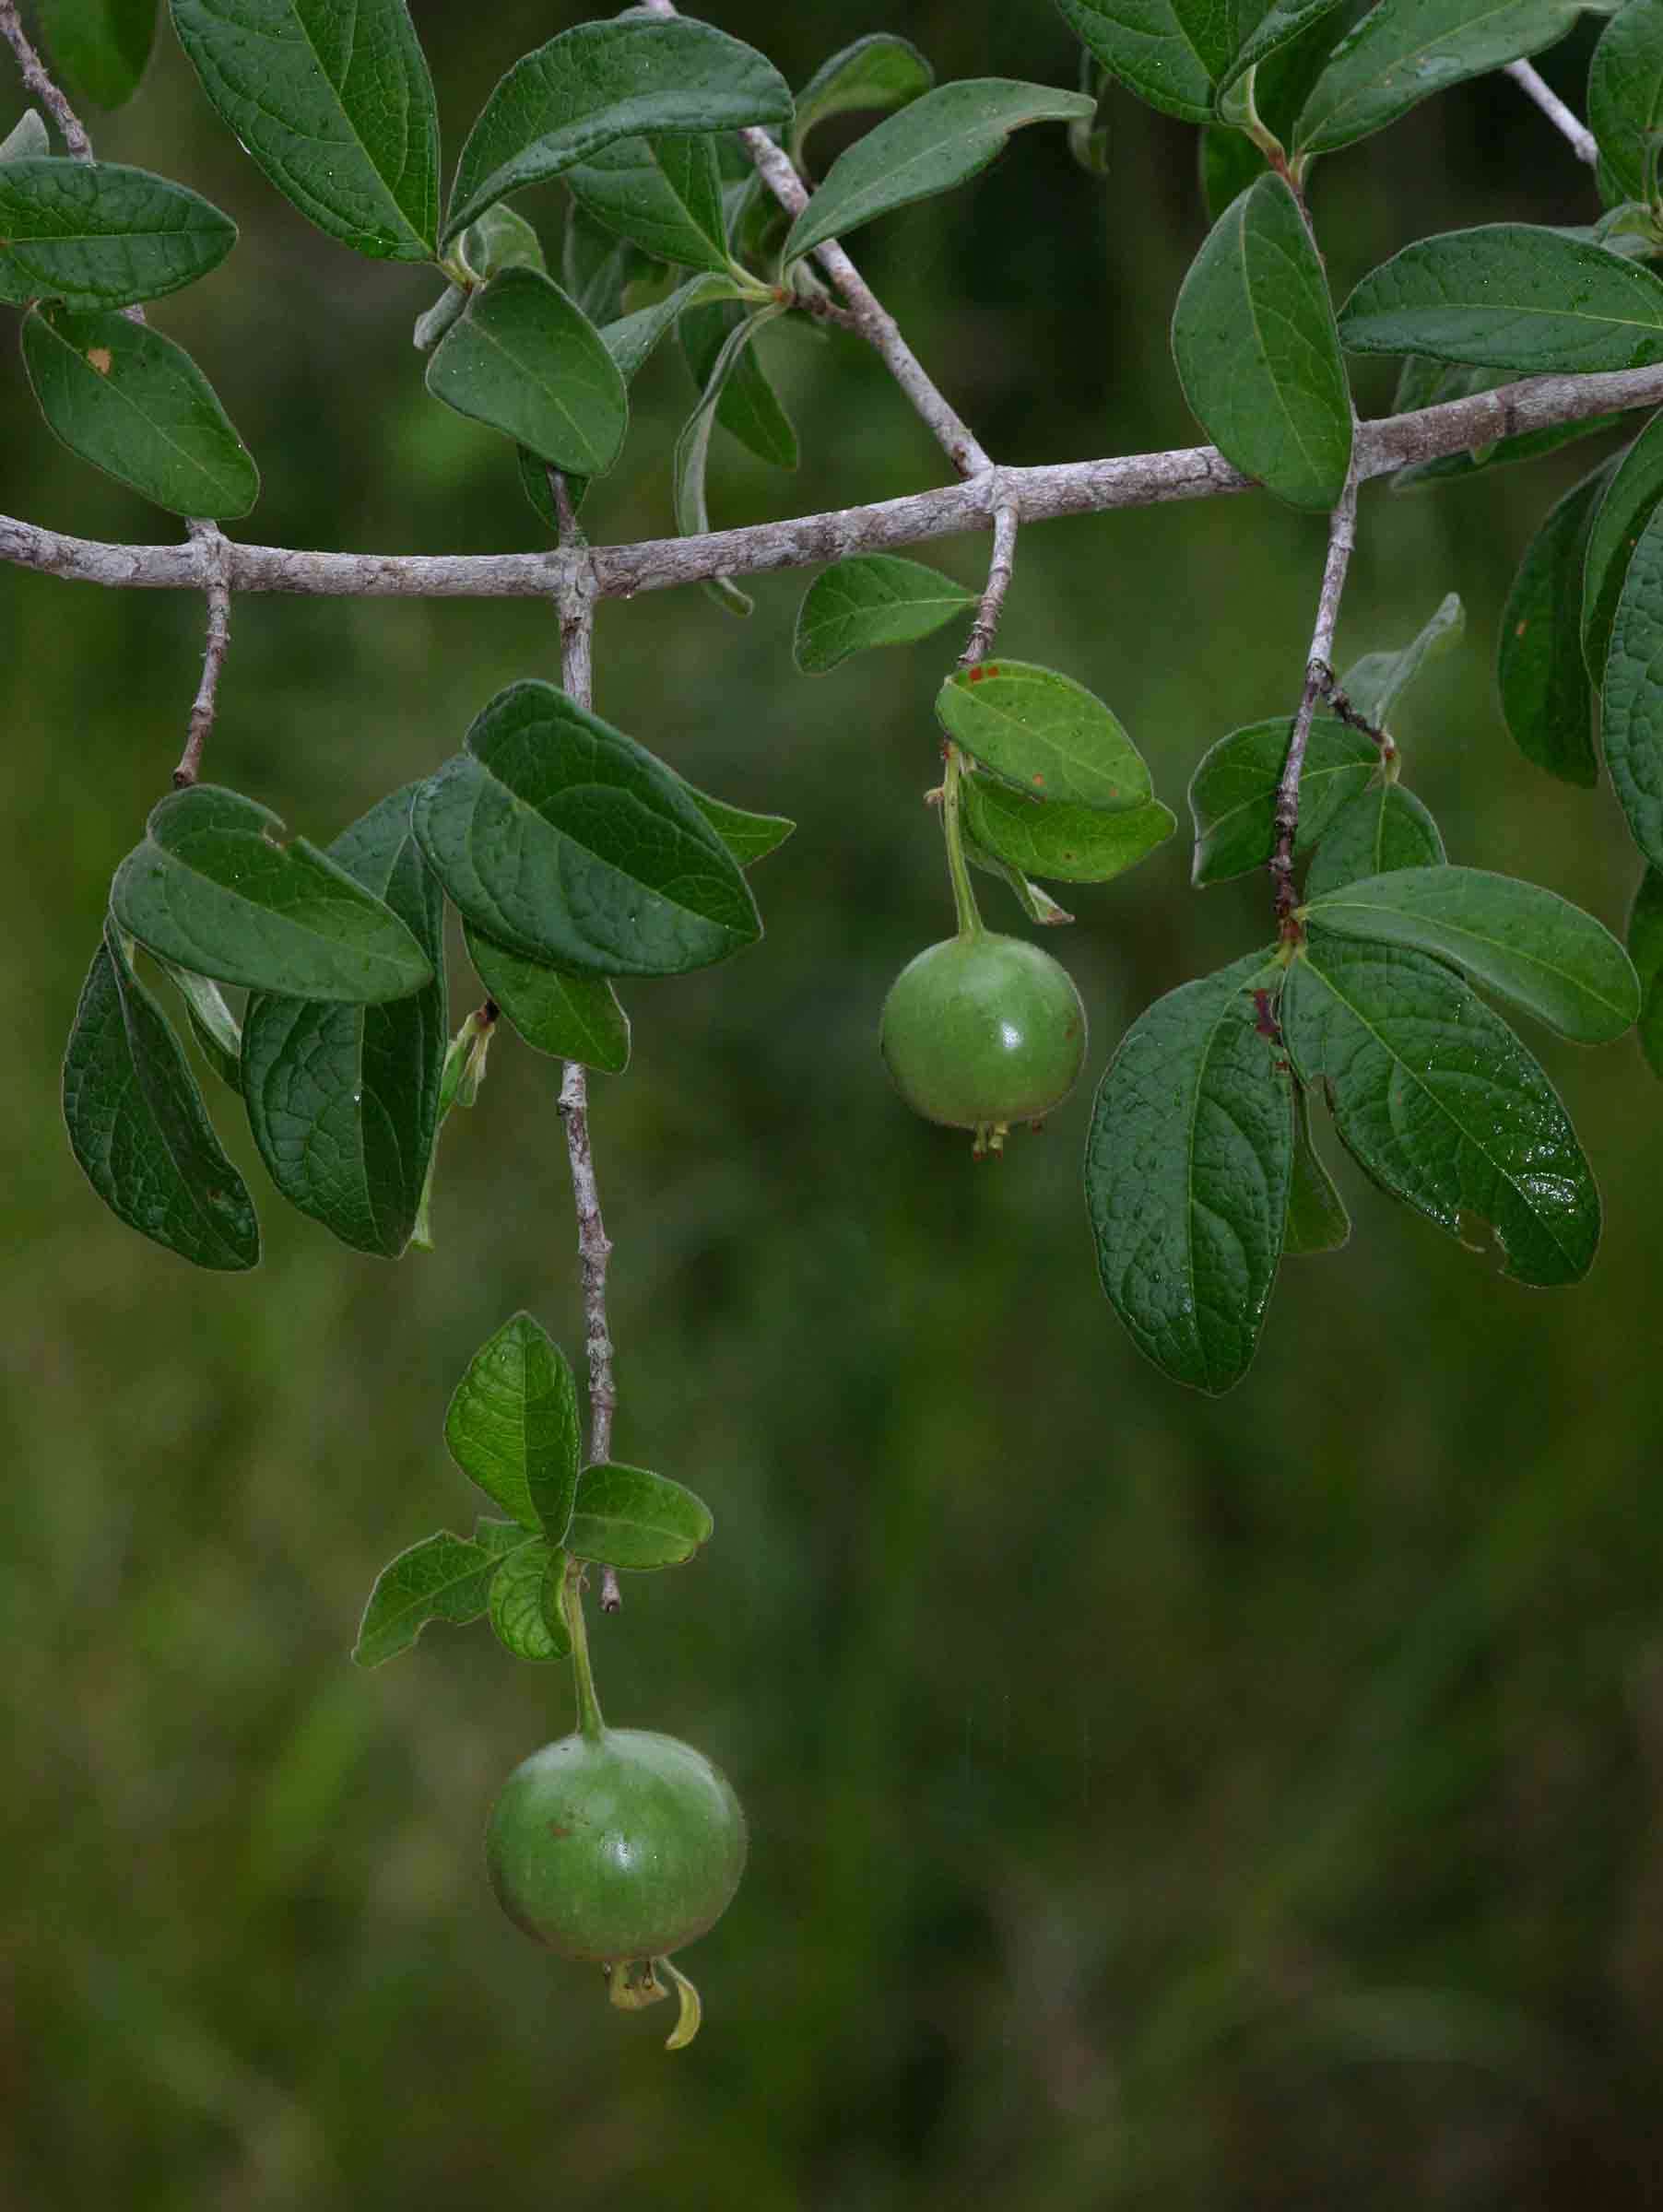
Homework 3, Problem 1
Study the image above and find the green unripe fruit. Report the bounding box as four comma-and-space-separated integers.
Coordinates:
486, 1727, 747, 1967
879, 932, 1087, 1147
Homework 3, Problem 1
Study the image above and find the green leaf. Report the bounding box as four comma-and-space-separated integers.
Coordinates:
1198, 125, 1268, 223
1589, 0, 1663, 205
21, 302, 259, 519
1627, 864, 1663, 1077
680, 299, 797, 470
425, 267, 627, 477
675, 782, 796, 866
791, 35, 935, 163
1050, 0, 1217, 123
444, 1310, 581, 1541
412, 280, 466, 353
782, 79, 1094, 266
37, 0, 157, 109
794, 554, 978, 674
111, 782, 435, 1002
1223, 0, 1349, 92
1171, 173, 1353, 513
1339, 224, 1663, 373
63, 921, 260, 1269
0, 159, 233, 307
567, 134, 730, 274
565, 1462, 714, 1571
445, 18, 791, 243
1188, 715, 1377, 884
242, 786, 448, 1257
672, 303, 788, 616
1584, 409, 1663, 677
352, 1531, 499, 1666
1282, 935, 1599, 1286
961, 772, 1176, 882
0, 111, 51, 161
1389, 356, 1623, 488
1284, 1082, 1350, 1255
170, 0, 438, 260
561, 198, 658, 326
472, 1516, 531, 1559
1294, 0, 1581, 156
1303, 864, 1641, 1042
411, 678, 761, 978
1339, 592, 1464, 724
1602, 501, 1663, 867
965, 836, 1078, 924
1498, 460, 1616, 787
936, 660, 1153, 810
157, 957, 242, 1088
1302, 780, 1445, 900
1085, 951, 1293, 1395
487, 1537, 572, 1662
1067, 52, 1113, 176
455, 203, 546, 282
464, 924, 631, 1076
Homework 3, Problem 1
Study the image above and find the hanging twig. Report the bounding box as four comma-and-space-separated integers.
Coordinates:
1268, 476, 1360, 926
959, 489, 1019, 666
0, 0, 93, 160
173, 522, 231, 786
1504, 59, 1599, 168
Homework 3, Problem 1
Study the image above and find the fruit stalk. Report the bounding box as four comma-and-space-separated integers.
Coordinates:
560, 1559, 607, 1745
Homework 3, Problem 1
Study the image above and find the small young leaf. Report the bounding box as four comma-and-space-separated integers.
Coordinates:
1295, 0, 1582, 156
37, 0, 158, 110
1584, 409, 1663, 676
0, 110, 50, 161
1085, 951, 1292, 1395
412, 281, 466, 353
1281, 936, 1599, 1286
1498, 460, 1616, 787
171, 0, 439, 260
961, 773, 1176, 883
674, 782, 796, 866
795, 555, 978, 674
672, 303, 788, 615
63, 921, 259, 1269
965, 836, 1077, 925
456, 204, 547, 283
464, 924, 631, 1076
1171, 173, 1353, 514
565, 1462, 714, 1570
488, 1537, 572, 1661
352, 1531, 499, 1667
1339, 593, 1464, 725
1284, 1082, 1350, 1256
22, 302, 258, 519
1302, 781, 1445, 900
782, 79, 1094, 265
157, 957, 242, 1089
791, 35, 934, 163
936, 661, 1152, 810
567, 134, 730, 273
0, 159, 234, 308
112, 782, 434, 1002
1602, 501, 1663, 868
445, 1310, 581, 1541
1589, 0, 1663, 205
425, 267, 628, 477
1627, 865, 1663, 1077
1067, 53, 1113, 177
680, 299, 797, 471
1188, 716, 1377, 885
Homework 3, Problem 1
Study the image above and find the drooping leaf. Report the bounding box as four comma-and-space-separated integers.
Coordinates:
156, 957, 242, 1089
1339, 225, 1663, 374
1171, 173, 1353, 513
965, 836, 1078, 925
1584, 409, 1663, 676
672, 303, 787, 615
1085, 950, 1293, 1395
455, 203, 546, 282
111, 782, 435, 1001
444, 1310, 582, 1542
1589, 0, 1663, 205
425, 267, 628, 477
1302, 780, 1445, 899
37, 0, 158, 109
170, 0, 439, 260
487, 1537, 572, 1661
1602, 501, 1663, 867
566, 133, 730, 273
0, 110, 50, 160
674, 782, 796, 866
1498, 460, 1617, 787
680, 298, 796, 470
241, 785, 447, 1258
445, 18, 791, 243
464, 924, 631, 1076
62, 921, 260, 1269
1389, 356, 1623, 488
0, 159, 234, 307
795, 555, 978, 674
790, 34, 934, 163
1284, 1081, 1351, 1255
1339, 592, 1464, 724
961, 773, 1177, 882
1222, 0, 1350, 92
1188, 715, 1378, 884
1294, 0, 1582, 156
411, 679, 761, 978
352, 1531, 499, 1666
21, 302, 259, 518
1067, 51, 1113, 176
936, 660, 1153, 810
565, 1462, 714, 1570
1281, 935, 1600, 1285
1627, 864, 1663, 1076
782, 79, 1095, 265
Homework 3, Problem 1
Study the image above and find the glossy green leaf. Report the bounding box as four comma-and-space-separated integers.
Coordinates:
1295, 0, 1581, 155
565, 1462, 714, 1571
0, 111, 50, 161
936, 660, 1152, 810
1303, 865, 1640, 1041
1585, 410, 1663, 676
1171, 173, 1353, 513
1627, 864, 1663, 1076
1223, 0, 1349, 91
795, 555, 978, 674
676, 782, 796, 866
791, 35, 934, 162
1589, 0, 1663, 204
1086, 951, 1292, 1395
411, 678, 761, 978
1339, 592, 1464, 724
680, 299, 796, 471
455, 203, 546, 282
1284, 1082, 1350, 1255
425, 267, 627, 477
783, 79, 1094, 265
157, 957, 242, 1089
1498, 460, 1615, 787
63, 921, 260, 1269
567, 133, 729, 273
1339, 225, 1663, 373
0, 159, 233, 307
1051, 0, 1217, 122
1282, 935, 1599, 1285
1188, 715, 1377, 884
21, 302, 258, 518
1389, 356, 1622, 488
1198, 125, 1268, 222
445, 18, 791, 243
961, 773, 1177, 882
1602, 501, 1663, 868
1302, 780, 1445, 900
487, 1537, 571, 1662
111, 782, 434, 1002
673, 303, 787, 616
444, 1310, 581, 1541
352, 1531, 499, 1666
241, 786, 447, 1257
170, 0, 438, 260
464, 924, 631, 1076
37, 0, 157, 109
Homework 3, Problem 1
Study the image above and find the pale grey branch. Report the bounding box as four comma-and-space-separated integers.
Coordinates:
174, 521, 230, 786
1270, 476, 1360, 923
0, 0, 93, 161
1504, 58, 1598, 167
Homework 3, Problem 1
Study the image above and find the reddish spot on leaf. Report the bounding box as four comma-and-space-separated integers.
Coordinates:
967, 665, 988, 683
1032, 772, 1045, 786
1515, 619, 1528, 639
1251, 987, 1281, 1041
87, 347, 112, 375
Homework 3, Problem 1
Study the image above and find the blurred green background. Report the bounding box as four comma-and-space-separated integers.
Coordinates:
6, 4, 1663, 2205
